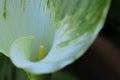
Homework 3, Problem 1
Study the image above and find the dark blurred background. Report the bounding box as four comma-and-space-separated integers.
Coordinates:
64, 0, 120, 80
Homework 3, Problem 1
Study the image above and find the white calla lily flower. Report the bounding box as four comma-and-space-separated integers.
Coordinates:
0, 0, 110, 74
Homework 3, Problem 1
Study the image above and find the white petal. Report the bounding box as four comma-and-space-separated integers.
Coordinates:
3, 0, 111, 75
0, 0, 55, 57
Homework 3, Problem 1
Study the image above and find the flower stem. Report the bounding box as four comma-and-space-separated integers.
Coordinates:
27, 73, 51, 80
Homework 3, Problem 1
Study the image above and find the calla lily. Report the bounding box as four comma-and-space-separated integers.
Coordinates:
0, 0, 110, 75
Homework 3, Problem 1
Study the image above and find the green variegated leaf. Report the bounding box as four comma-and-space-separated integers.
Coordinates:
0, 0, 111, 75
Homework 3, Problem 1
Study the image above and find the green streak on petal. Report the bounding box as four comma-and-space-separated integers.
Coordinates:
49, 0, 111, 47
23, 0, 26, 11
3, 0, 7, 20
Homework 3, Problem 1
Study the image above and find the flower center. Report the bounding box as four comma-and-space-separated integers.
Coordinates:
38, 45, 46, 60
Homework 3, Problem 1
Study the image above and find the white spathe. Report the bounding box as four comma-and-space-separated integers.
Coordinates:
0, 0, 111, 74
